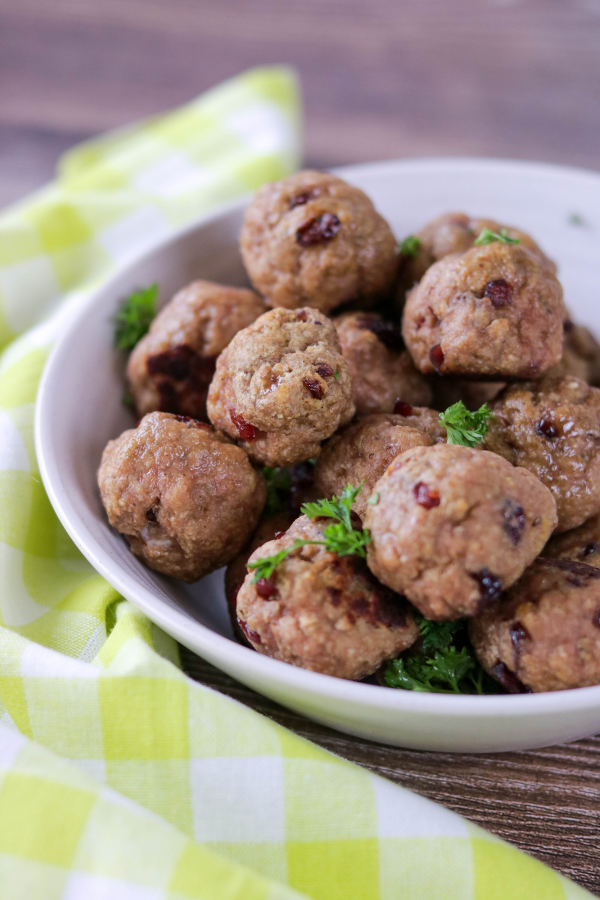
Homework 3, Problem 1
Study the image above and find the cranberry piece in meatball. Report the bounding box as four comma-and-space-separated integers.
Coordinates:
127, 280, 266, 420
314, 414, 435, 517
402, 243, 565, 379
206, 307, 354, 467
469, 557, 600, 692
236, 516, 419, 679
485, 375, 600, 531
240, 171, 397, 313
334, 312, 432, 415
364, 443, 557, 620
98, 412, 266, 582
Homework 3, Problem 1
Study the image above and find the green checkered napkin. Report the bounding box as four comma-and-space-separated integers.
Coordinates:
0, 66, 592, 899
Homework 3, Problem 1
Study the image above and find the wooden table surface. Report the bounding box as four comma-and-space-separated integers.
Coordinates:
1, 0, 599, 893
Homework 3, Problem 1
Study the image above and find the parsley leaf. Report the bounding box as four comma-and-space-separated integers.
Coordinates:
399, 235, 421, 258
263, 467, 292, 516
474, 227, 520, 246
114, 283, 158, 350
439, 401, 492, 447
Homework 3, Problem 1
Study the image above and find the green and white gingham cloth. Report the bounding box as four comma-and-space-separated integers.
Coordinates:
0, 66, 593, 900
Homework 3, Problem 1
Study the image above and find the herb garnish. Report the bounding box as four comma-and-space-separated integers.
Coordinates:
399, 235, 421, 258
263, 467, 292, 516
474, 227, 520, 246
383, 615, 488, 694
114, 283, 158, 350
334, 370, 340, 380
247, 483, 371, 583
439, 401, 492, 447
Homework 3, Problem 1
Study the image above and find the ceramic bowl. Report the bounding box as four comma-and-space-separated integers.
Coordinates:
36, 158, 600, 752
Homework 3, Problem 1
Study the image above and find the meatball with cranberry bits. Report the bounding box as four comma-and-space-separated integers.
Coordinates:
485, 375, 600, 532
315, 414, 436, 518
469, 557, 600, 693
365, 443, 557, 620
402, 241, 565, 379
206, 307, 354, 467
334, 312, 432, 415
236, 515, 419, 679
98, 412, 266, 581
126, 280, 266, 421
240, 171, 397, 313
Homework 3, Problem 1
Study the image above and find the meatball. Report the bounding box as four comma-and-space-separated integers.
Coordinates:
206, 307, 354, 467
225, 511, 295, 644
364, 443, 557, 620
314, 414, 435, 517
429, 376, 505, 413
402, 243, 565, 379
334, 312, 432, 415
236, 515, 419, 679
98, 412, 266, 581
127, 280, 266, 420
484, 375, 600, 531
240, 170, 397, 313
544, 512, 600, 569
399, 213, 556, 292
469, 557, 600, 693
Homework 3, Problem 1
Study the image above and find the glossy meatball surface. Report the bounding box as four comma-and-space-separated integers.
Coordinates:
365, 443, 557, 620
485, 375, 600, 531
469, 557, 600, 693
314, 414, 434, 517
334, 312, 432, 415
207, 307, 354, 467
98, 412, 266, 581
402, 243, 565, 378
127, 280, 266, 420
236, 515, 419, 679
240, 170, 397, 313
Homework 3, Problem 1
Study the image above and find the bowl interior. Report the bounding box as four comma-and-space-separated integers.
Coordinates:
36, 159, 600, 751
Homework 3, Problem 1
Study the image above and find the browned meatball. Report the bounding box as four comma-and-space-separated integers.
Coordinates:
365, 443, 557, 620
334, 312, 432, 415
225, 512, 295, 644
469, 557, 600, 693
240, 170, 397, 313
127, 281, 266, 420
544, 512, 600, 569
429, 376, 505, 413
98, 412, 266, 582
236, 516, 419, 679
402, 243, 565, 379
207, 307, 354, 467
399, 213, 556, 294
485, 375, 600, 532
385, 403, 448, 443
314, 414, 435, 517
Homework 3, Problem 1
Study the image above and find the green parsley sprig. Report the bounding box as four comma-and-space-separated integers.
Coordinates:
114, 283, 158, 350
439, 401, 492, 447
262, 467, 292, 516
399, 235, 421, 258
474, 227, 520, 246
247, 483, 371, 583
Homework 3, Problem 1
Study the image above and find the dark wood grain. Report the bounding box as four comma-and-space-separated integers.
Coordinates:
2, 0, 600, 892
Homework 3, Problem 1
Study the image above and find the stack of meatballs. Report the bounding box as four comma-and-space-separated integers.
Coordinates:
98, 170, 600, 694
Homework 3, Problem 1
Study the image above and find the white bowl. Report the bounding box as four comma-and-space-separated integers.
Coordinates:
36, 158, 600, 752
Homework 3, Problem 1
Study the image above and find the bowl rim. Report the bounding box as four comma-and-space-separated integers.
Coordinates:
35, 155, 600, 719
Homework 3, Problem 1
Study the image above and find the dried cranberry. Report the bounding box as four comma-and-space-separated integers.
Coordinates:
394, 400, 414, 417
472, 568, 503, 606
413, 482, 440, 508
593, 609, 600, 628
256, 576, 278, 598
296, 310, 308, 322
315, 364, 334, 378
582, 542, 600, 557
172, 415, 211, 429
429, 344, 444, 372
510, 620, 531, 648
237, 619, 261, 644
303, 378, 324, 399
229, 409, 256, 441
356, 315, 404, 353
296, 213, 341, 247
327, 586, 342, 607
484, 279, 513, 308
536, 418, 559, 439
273, 531, 286, 540
491, 661, 531, 693
503, 499, 526, 546
289, 187, 320, 209
145, 508, 157, 522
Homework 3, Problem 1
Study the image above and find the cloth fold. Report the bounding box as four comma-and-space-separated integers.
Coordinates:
0, 66, 592, 899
